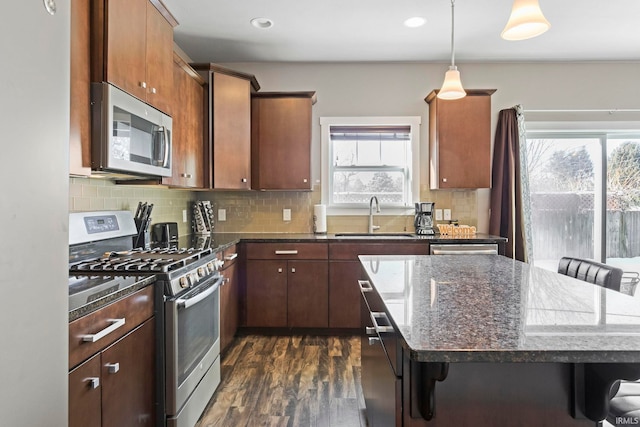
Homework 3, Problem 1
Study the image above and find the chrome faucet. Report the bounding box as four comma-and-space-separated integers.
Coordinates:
368, 196, 381, 234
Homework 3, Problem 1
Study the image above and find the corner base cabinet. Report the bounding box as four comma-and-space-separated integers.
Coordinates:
68, 286, 156, 427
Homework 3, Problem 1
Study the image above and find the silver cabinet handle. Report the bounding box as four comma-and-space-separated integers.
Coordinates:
365, 326, 376, 335
275, 250, 298, 255
225, 253, 238, 261
303, 178, 308, 183
139, 81, 147, 88
82, 318, 125, 343
106, 363, 119, 374
368, 337, 380, 346
371, 312, 394, 333
180, 173, 193, 178
150, 87, 157, 94
241, 178, 248, 183
358, 280, 373, 292
87, 377, 100, 389
278, 268, 283, 273
291, 267, 296, 273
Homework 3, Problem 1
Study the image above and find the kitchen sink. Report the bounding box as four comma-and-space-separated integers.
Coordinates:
334, 233, 415, 238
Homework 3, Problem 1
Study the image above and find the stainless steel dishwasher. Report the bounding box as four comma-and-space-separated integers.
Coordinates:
430, 243, 499, 255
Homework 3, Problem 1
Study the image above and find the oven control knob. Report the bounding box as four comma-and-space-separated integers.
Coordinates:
197, 267, 206, 278
179, 276, 189, 288
207, 262, 214, 272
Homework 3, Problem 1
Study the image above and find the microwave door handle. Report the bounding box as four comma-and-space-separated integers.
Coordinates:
162, 127, 170, 168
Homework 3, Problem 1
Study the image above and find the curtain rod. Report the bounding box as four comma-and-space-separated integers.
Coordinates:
523, 108, 640, 114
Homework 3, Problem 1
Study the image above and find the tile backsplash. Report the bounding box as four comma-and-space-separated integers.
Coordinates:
69, 179, 479, 235
69, 177, 195, 235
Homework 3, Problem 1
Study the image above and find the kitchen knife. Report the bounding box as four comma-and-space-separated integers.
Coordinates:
134, 201, 143, 220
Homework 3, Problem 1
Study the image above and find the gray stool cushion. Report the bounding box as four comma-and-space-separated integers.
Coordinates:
557, 257, 623, 292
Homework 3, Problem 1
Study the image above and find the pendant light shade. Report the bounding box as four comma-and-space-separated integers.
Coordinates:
438, 66, 465, 100
501, 0, 550, 41
437, 0, 466, 100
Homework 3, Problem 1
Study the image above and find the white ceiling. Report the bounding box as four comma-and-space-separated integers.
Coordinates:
162, 0, 640, 63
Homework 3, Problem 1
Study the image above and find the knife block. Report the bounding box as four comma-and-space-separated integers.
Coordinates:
133, 218, 151, 249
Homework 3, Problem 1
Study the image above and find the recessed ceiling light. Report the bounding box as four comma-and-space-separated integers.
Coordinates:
250, 17, 274, 29
404, 17, 426, 28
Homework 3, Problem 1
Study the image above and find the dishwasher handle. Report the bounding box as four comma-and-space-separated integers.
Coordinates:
430, 244, 498, 255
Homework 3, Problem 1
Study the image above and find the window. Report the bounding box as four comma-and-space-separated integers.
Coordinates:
320, 117, 420, 214
524, 130, 640, 294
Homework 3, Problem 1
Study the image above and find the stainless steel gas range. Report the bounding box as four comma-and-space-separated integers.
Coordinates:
69, 211, 224, 427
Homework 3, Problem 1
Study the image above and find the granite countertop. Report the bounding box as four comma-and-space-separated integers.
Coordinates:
173, 232, 507, 253
359, 254, 640, 363
69, 275, 156, 322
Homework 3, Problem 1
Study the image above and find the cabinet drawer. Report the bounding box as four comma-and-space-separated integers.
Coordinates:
329, 242, 428, 260
69, 285, 154, 369
246, 242, 328, 260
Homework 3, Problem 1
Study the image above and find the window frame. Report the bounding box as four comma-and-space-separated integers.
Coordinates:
320, 116, 421, 216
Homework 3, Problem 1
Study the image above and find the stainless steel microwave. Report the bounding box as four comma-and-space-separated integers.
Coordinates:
91, 82, 172, 178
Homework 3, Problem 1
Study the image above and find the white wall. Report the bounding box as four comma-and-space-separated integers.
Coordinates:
223, 61, 640, 231
0, 1, 70, 425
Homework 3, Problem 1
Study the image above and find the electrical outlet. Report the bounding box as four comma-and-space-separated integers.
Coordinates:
218, 209, 226, 222
283, 208, 291, 222
444, 209, 452, 221
182, 209, 187, 223
435, 209, 443, 221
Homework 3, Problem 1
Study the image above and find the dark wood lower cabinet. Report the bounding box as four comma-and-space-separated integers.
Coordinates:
220, 258, 239, 352
329, 261, 362, 329
246, 260, 288, 327
102, 319, 156, 427
288, 260, 328, 328
69, 317, 155, 427
69, 354, 101, 427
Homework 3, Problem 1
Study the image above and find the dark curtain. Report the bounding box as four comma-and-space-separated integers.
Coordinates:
489, 108, 527, 261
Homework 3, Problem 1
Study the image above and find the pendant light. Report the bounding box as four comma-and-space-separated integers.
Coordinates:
501, 0, 550, 41
437, 0, 466, 100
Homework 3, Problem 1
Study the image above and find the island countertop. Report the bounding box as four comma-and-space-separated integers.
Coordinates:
359, 254, 640, 363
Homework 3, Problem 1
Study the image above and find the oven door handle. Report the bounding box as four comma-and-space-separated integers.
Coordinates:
177, 277, 222, 309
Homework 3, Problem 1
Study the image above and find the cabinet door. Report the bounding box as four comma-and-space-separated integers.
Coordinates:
212, 73, 251, 189
329, 261, 362, 329
104, 0, 147, 101
288, 260, 329, 328
69, 0, 91, 176
427, 90, 494, 189
164, 59, 204, 188
220, 260, 239, 352
69, 354, 101, 427
246, 260, 287, 327
102, 318, 156, 427
145, 0, 173, 113
252, 96, 312, 190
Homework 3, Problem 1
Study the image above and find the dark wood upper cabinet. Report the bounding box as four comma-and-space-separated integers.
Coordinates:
251, 92, 317, 190
192, 64, 260, 190
91, 0, 177, 114
162, 53, 205, 188
425, 89, 496, 189
70, 0, 91, 176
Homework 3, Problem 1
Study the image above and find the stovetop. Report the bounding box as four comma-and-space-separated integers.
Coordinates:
70, 247, 215, 275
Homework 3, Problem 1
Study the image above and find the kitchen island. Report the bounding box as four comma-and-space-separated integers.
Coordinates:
359, 254, 640, 426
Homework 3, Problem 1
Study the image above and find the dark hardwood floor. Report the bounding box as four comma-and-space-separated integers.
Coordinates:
196, 335, 367, 427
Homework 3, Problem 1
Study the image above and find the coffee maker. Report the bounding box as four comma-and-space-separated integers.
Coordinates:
414, 202, 436, 235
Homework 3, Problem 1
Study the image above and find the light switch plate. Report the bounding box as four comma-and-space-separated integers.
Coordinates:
435, 209, 443, 221
182, 209, 187, 223
218, 209, 226, 222
444, 209, 452, 221
283, 208, 291, 221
